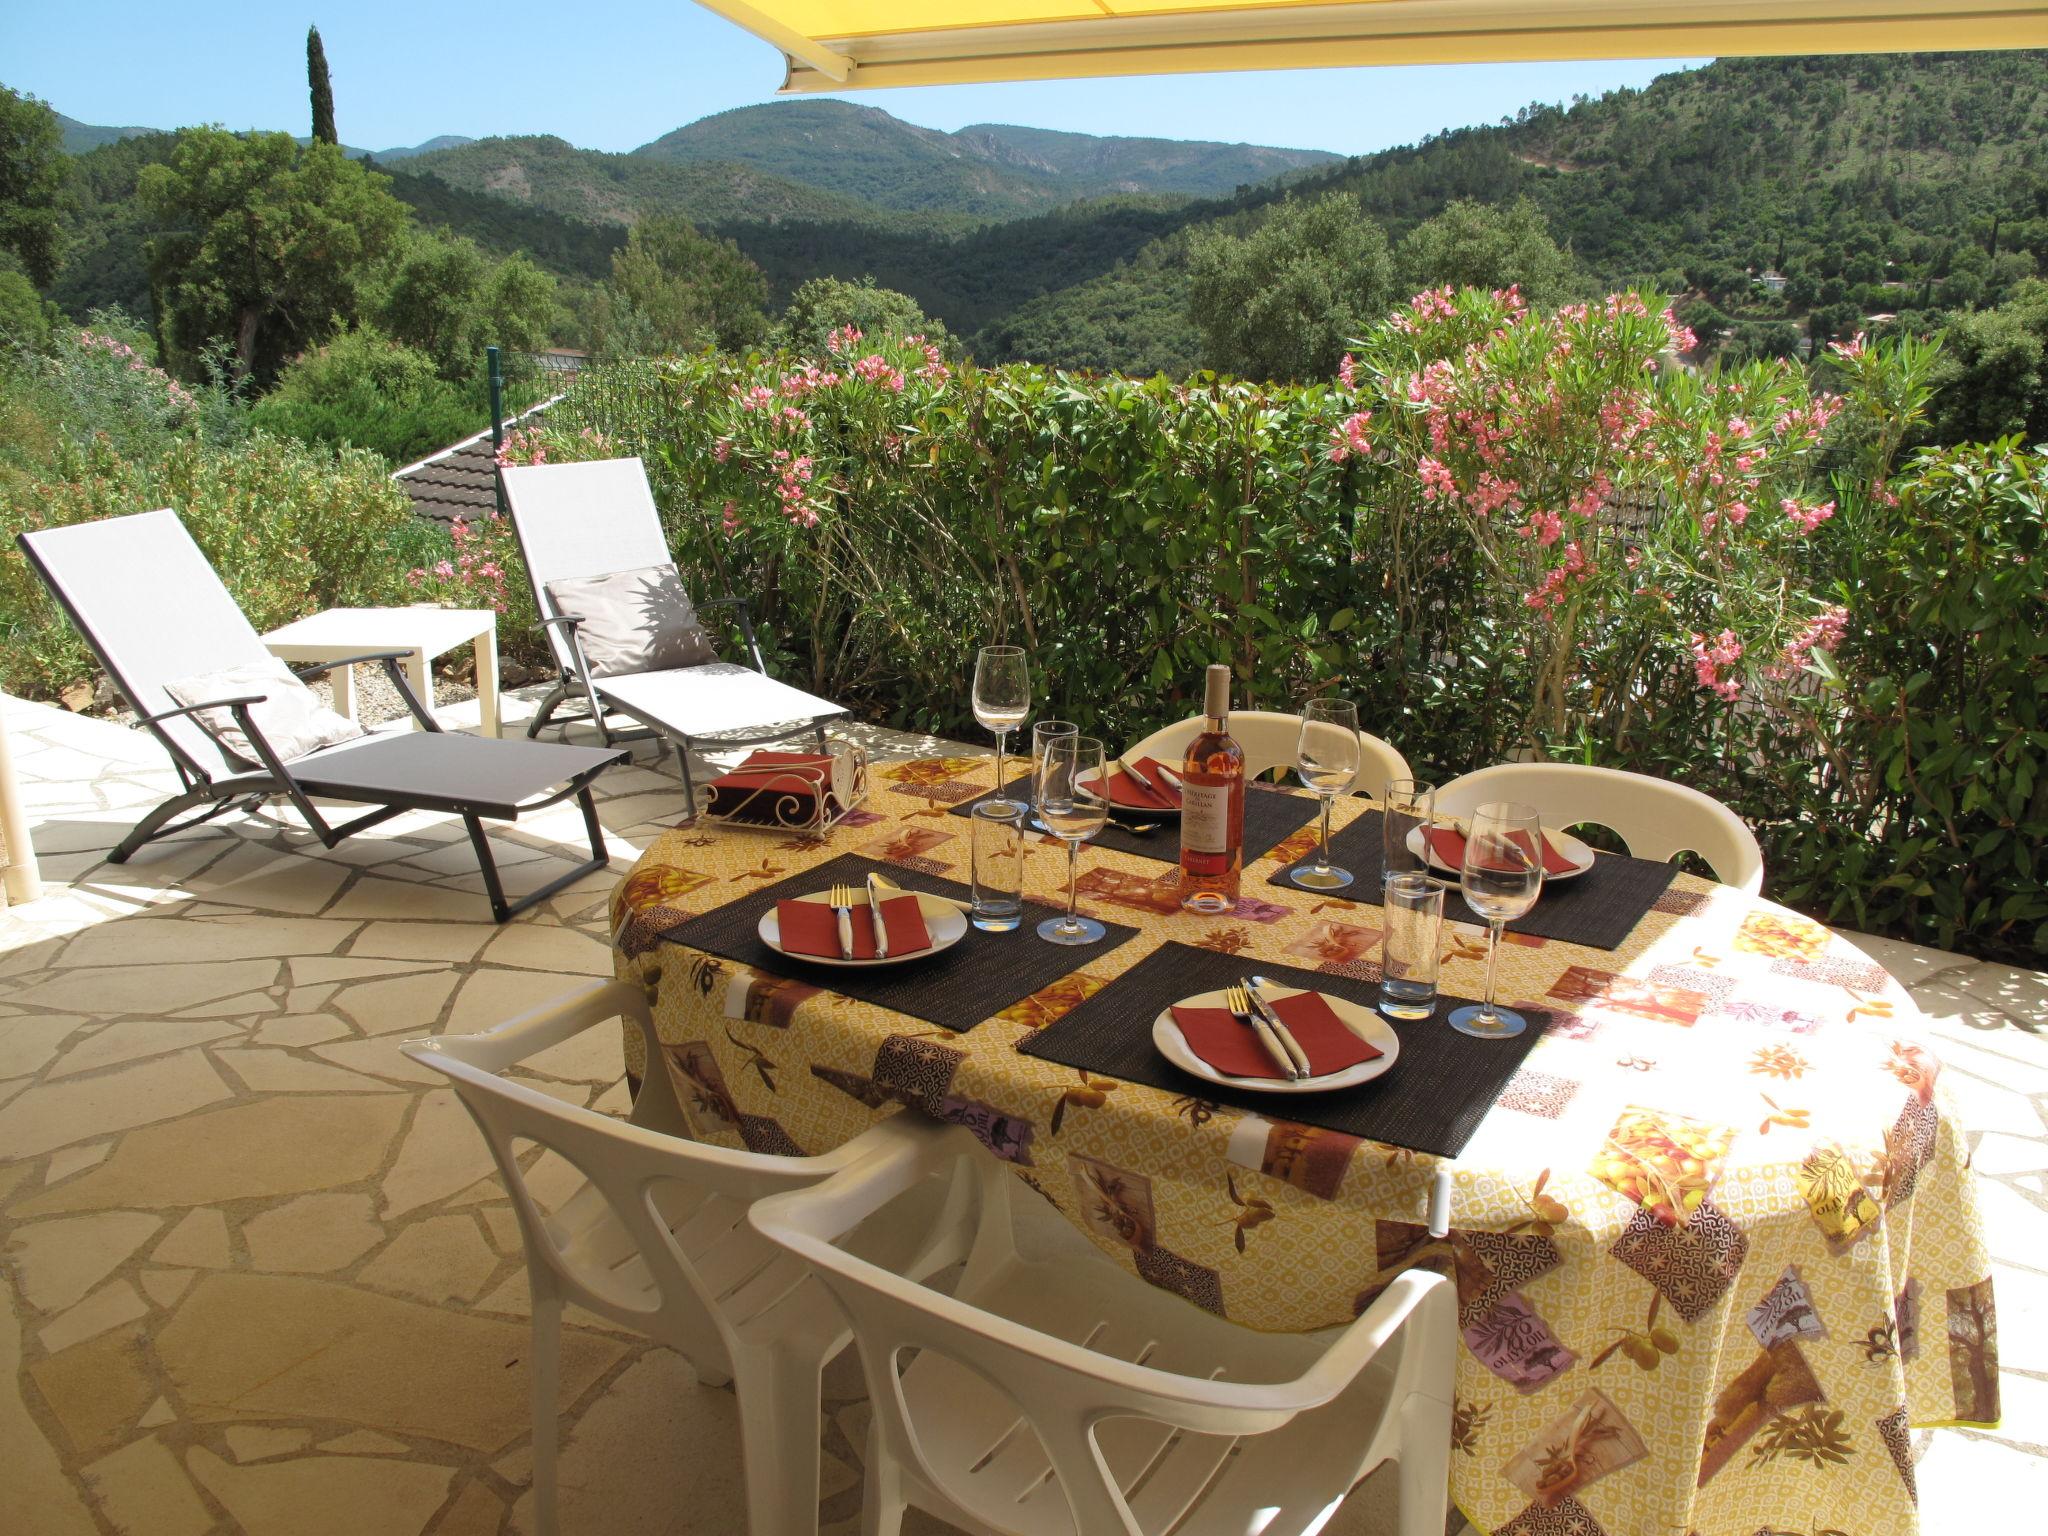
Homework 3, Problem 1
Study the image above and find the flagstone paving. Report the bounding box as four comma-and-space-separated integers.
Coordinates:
2, 688, 2043, 1535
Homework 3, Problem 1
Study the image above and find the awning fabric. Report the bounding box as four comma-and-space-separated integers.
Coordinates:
690, 0, 2048, 93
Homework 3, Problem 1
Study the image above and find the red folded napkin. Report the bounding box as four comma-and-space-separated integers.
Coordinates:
708, 751, 841, 823
1169, 990, 1383, 1080
1100, 757, 1181, 809
1424, 825, 1578, 877
775, 894, 931, 959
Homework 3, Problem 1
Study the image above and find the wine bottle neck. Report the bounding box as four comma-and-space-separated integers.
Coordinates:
1206, 712, 1228, 734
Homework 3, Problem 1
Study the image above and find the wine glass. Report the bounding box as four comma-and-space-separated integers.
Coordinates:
1449, 801, 1544, 1039
1035, 736, 1109, 945
1293, 699, 1360, 890
972, 645, 1030, 817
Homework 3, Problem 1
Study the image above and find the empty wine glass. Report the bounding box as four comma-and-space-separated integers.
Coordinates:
1293, 699, 1361, 890
1450, 801, 1544, 1039
1035, 736, 1109, 945
972, 645, 1030, 817
1028, 718, 1077, 836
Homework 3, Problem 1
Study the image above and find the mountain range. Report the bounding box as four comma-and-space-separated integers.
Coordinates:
43, 53, 2048, 375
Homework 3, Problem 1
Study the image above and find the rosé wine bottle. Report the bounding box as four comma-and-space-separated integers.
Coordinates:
1178, 664, 1245, 914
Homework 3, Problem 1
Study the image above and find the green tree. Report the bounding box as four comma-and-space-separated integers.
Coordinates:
378, 230, 562, 379
307, 28, 338, 147
1397, 199, 1580, 305
0, 85, 66, 286
1187, 193, 1393, 382
0, 267, 55, 350
592, 215, 767, 357
774, 276, 942, 353
1919, 282, 2048, 446
138, 129, 410, 382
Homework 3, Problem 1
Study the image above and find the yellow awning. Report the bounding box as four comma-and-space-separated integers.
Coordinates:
690, 0, 2048, 92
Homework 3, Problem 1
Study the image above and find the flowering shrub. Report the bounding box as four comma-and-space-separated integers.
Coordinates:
534, 300, 2037, 960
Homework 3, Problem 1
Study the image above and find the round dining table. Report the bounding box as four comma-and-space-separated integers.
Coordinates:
610, 754, 1997, 1536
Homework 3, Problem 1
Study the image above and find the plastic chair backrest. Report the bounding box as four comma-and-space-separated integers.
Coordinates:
1124, 710, 1413, 799
756, 1127, 1340, 1536
18, 508, 273, 781
1436, 761, 1764, 893
500, 457, 676, 674
407, 981, 822, 1367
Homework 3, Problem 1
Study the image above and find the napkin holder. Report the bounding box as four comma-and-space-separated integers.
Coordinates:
697, 741, 867, 838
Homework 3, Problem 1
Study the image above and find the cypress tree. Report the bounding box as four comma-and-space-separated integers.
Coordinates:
308, 27, 337, 146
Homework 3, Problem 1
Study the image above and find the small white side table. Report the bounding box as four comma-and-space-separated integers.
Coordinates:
262, 607, 500, 738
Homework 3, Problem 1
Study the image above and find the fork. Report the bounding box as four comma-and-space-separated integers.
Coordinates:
829, 883, 857, 959
1225, 984, 1302, 1079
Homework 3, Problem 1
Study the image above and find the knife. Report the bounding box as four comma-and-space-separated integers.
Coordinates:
870, 871, 974, 914
1117, 755, 1171, 807
1155, 763, 1184, 794
863, 872, 890, 959
1244, 975, 1314, 1077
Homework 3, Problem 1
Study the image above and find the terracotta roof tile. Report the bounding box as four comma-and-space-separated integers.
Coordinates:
392, 399, 557, 526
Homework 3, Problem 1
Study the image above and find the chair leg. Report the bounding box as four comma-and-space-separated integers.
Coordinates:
1395, 1391, 1453, 1536
107, 786, 237, 863
467, 791, 611, 924
676, 737, 697, 809
862, 1436, 907, 1536
530, 1273, 565, 1536
733, 1339, 829, 1536
527, 681, 568, 740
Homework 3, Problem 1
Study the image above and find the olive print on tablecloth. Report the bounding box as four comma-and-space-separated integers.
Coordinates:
935, 1094, 1035, 1164
1226, 1116, 1361, 1201
1650, 885, 1709, 917
1591, 1105, 1736, 1225
869, 1032, 966, 1115
1133, 1245, 1227, 1316
1498, 1492, 1609, 1536
735, 1114, 806, 1155
1496, 1067, 1581, 1119
1747, 1265, 1828, 1350
1067, 1153, 1156, 1252
1769, 953, 1892, 993
1499, 1386, 1648, 1507
809, 1062, 895, 1110
731, 971, 822, 1029
1645, 962, 1739, 1009
1463, 1290, 1577, 1393
1608, 1198, 1750, 1324
1798, 1141, 1883, 1253
1877, 1405, 1918, 1503
1696, 1337, 1825, 1486
1894, 1277, 1924, 1363
663, 1040, 740, 1128
1946, 1277, 2000, 1424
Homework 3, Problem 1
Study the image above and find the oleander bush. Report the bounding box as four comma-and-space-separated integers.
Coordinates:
515, 303, 2045, 962
0, 323, 426, 700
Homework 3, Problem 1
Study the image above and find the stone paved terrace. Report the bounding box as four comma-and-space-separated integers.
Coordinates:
1, 689, 2042, 1536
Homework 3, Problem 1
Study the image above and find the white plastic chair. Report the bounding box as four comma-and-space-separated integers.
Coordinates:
1435, 761, 1764, 894
401, 980, 973, 1536
1124, 710, 1413, 800
751, 1122, 1457, 1536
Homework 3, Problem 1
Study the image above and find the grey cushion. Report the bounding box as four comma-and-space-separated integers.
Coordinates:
544, 562, 717, 678
165, 657, 365, 768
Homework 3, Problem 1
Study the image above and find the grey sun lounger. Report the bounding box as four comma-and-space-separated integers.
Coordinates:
499, 456, 845, 802
18, 508, 625, 922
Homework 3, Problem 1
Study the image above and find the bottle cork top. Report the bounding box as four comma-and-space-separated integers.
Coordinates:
1203, 663, 1230, 719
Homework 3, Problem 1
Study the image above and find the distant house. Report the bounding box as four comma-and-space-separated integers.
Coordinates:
392, 398, 557, 526
1759, 270, 1789, 296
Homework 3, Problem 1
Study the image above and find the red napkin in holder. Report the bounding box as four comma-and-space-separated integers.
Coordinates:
1169, 991, 1383, 1080
1424, 825, 1578, 877
774, 895, 931, 959
708, 751, 841, 825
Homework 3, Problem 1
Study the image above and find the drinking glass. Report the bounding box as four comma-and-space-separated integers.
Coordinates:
969, 800, 1024, 932
1035, 736, 1109, 945
972, 644, 1030, 817
1028, 718, 1077, 833
1380, 872, 1444, 1020
1449, 801, 1545, 1039
1381, 778, 1437, 890
1293, 699, 1360, 890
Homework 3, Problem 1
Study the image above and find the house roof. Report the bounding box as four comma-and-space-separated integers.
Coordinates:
391, 398, 558, 525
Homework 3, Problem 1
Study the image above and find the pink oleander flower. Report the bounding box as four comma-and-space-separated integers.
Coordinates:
1337, 353, 1358, 390
1766, 604, 1850, 679
1417, 456, 1457, 503
1519, 508, 1564, 546
433, 560, 456, 579
721, 501, 739, 535
1781, 497, 1836, 535
1689, 629, 1744, 701
851, 354, 906, 391
713, 438, 732, 463
1469, 472, 1522, 518
1327, 410, 1373, 463
1829, 332, 1868, 360
826, 325, 863, 356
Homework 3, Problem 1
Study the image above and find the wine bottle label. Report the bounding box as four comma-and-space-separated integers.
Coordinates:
1181, 781, 1232, 855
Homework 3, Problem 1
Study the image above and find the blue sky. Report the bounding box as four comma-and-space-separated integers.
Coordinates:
3, 2, 1704, 156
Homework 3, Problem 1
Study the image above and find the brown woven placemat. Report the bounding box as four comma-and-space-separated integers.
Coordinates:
1019, 941, 1551, 1157
656, 853, 1137, 1032
1269, 810, 1677, 952
949, 778, 1320, 867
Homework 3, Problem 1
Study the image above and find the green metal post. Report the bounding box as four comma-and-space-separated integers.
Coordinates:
487, 346, 506, 517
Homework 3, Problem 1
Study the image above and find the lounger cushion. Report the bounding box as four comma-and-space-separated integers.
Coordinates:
544, 562, 716, 677
595, 662, 844, 738
166, 657, 365, 768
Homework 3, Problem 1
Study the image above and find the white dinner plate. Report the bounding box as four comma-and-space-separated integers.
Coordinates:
1407, 824, 1596, 883
757, 889, 969, 967
1152, 985, 1400, 1094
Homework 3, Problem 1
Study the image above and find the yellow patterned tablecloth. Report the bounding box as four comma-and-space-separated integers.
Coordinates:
610, 755, 1997, 1536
